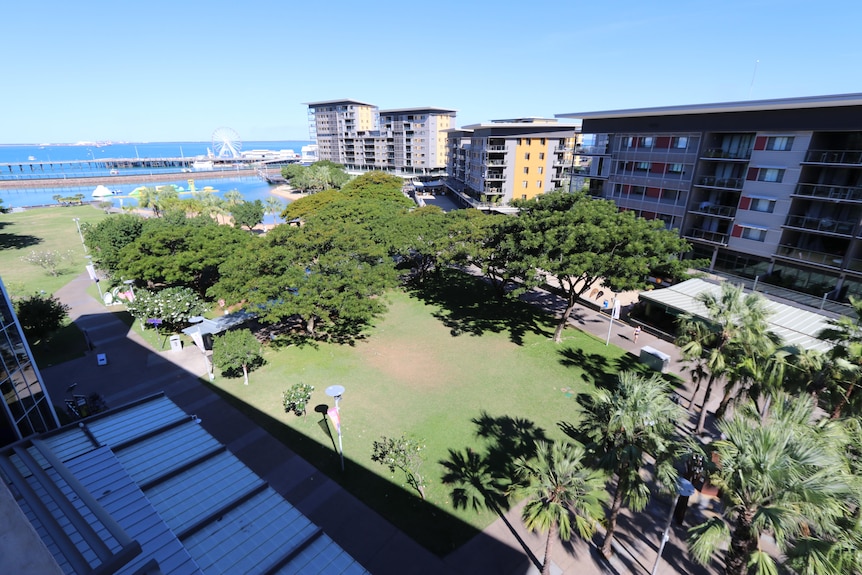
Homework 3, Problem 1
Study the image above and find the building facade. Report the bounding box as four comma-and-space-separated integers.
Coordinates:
558, 94, 862, 303
305, 99, 455, 175
444, 118, 585, 210
0, 276, 60, 445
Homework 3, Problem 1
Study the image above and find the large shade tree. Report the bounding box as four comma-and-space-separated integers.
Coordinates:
508, 191, 692, 342
512, 440, 607, 575
817, 296, 862, 418
687, 394, 854, 575
578, 370, 684, 558
83, 213, 145, 274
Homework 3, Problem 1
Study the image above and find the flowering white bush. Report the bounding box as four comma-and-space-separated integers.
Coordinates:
125, 286, 207, 333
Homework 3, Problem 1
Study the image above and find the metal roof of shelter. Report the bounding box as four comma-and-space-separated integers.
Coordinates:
181, 310, 256, 338
0, 394, 369, 575
639, 278, 834, 353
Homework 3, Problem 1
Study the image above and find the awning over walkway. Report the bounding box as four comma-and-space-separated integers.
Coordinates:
639, 278, 834, 353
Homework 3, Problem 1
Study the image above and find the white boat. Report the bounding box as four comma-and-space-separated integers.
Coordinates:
193, 159, 214, 171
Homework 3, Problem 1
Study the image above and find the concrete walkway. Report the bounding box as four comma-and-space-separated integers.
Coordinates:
42, 273, 722, 575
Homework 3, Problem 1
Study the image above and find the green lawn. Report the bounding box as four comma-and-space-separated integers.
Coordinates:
0, 204, 109, 297
205, 271, 645, 555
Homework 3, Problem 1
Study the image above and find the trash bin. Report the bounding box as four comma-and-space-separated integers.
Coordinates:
169, 335, 183, 352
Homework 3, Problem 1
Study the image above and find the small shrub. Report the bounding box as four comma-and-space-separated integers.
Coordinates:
283, 383, 314, 417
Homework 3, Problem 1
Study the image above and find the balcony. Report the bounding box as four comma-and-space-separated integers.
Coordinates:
485, 172, 506, 181
703, 148, 752, 160
690, 203, 737, 218
793, 183, 862, 202
804, 150, 862, 165
783, 214, 856, 236
696, 176, 744, 189
485, 159, 506, 166
684, 228, 729, 245
486, 145, 506, 151
775, 245, 845, 268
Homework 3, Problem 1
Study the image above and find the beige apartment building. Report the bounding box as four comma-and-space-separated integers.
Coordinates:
305, 99, 455, 176
445, 118, 584, 211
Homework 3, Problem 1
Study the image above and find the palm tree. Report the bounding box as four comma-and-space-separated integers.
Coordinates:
687, 394, 853, 575
223, 189, 244, 206
817, 296, 862, 418
512, 440, 607, 575
578, 370, 684, 558
265, 196, 283, 223
676, 282, 774, 433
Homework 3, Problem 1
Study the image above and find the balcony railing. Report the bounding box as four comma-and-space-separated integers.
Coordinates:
684, 228, 729, 244
578, 145, 608, 155
485, 159, 506, 166
793, 183, 862, 201
783, 214, 857, 235
486, 145, 506, 151
776, 245, 845, 267
690, 203, 737, 217
703, 148, 752, 160
805, 150, 862, 165
485, 172, 506, 181
696, 176, 744, 189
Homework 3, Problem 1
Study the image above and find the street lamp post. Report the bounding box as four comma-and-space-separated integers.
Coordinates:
73, 217, 87, 252
325, 385, 346, 471
85, 256, 103, 303
651, 478, 696, 575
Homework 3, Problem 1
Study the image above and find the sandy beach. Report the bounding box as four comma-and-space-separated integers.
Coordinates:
270, 185, 308, 202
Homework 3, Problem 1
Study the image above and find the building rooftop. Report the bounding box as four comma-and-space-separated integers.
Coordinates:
556, 92, 862, 120
0, 394, 369, 575
304, 99, 378, 107
379, 107, 457, 115
639, 279, 834, 353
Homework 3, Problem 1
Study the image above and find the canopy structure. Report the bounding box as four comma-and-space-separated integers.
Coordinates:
91, 184, 113, 197
638, 278, 835, 353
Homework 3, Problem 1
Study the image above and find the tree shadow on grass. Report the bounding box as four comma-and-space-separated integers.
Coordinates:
405, 269, 554, 345
439, 412, 550, 571
0, 231, 42, 250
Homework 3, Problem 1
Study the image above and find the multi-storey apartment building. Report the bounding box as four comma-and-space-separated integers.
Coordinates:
305, 99, 455, 175
444, 118, 584, 210
558, 93, 862, 302
0, 276, 60, 445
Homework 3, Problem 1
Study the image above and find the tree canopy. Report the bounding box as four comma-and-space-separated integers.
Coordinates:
230, 199, 265, 232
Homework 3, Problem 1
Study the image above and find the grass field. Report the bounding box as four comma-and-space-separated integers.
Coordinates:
205, 271, 646, 554
0, 203, 109, 297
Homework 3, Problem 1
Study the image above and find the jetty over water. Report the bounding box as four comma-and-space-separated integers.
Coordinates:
0, 156, 299, 184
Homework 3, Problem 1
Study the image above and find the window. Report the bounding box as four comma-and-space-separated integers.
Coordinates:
766, 136, 794, 151
524, 153, 530, 160
640, 137, 654, 148
517, 138, 522, 145
621, 137, 635, 148
521, 194, 527, 200
536, 180, 542, 188
672, 136, 688, 149
758, 168, 785, 182
538, 166, 544, 174
540, 138, 546, 145
741, 227, 768, 241
667, 163, 684, 174
539, 152, 545, 160
523, 167, 529, 174
522, 180, 528, 188
635, 162, 650, 171
750, 198, 776, 213
526, 138, 532, 145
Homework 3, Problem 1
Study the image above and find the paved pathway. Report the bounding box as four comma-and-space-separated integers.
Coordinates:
42, 272, 723, 575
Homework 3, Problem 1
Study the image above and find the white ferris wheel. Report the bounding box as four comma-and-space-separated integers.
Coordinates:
211, 127, 242, 159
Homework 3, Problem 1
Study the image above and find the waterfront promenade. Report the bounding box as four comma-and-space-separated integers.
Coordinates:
41, 273, 721, 574
0, 167, 264, 190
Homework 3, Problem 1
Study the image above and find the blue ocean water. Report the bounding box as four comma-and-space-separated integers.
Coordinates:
0, 141, 312, 218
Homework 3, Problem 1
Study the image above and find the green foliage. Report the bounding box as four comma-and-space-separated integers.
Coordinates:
124, 286, 207, 334
83, 213, 145, 273
14, 292, 69, 343
687, 394, 854, 575
371, 434, 427, 499
280, 161, 350, 193
20, 249, 74, 276
230, 199, 265, 231
508, 191, 692, 342
212, 328, 263, 384
116, 220, 252, 295
817, 296, 862, 418
282, 382, 314, 417
578, 370, 684, 556
512, 440, 608, 575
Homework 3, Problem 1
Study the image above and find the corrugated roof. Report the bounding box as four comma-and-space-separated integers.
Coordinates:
2, 394, 369, 575
639, 278, 833, 353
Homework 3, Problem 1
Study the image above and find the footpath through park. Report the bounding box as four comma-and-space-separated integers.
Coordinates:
42, 272, 722, 575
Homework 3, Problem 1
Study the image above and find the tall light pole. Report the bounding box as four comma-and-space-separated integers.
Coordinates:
73, 217, 87, 252
325, 385, 345, 471
85, 256, 103, 303
651, 478, 696, 575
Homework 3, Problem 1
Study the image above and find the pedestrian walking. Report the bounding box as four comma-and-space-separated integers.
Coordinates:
633, 325, 641, 343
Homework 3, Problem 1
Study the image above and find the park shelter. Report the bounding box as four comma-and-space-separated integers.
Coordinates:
638, 278, 834, 353
0, 393, 368, 574
181, 310, 256, 351
91, 185, 113, 198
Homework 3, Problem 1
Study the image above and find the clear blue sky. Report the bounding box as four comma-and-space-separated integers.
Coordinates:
2, 0, 859, 144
